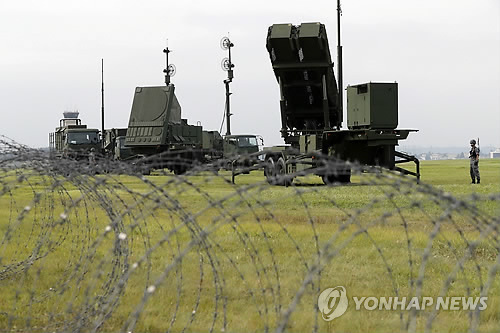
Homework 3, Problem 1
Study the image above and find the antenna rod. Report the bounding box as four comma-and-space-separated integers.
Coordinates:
101, 58, 105, 148
225, 81, 231, 136
224, 37, 234, 136
337, 0, 343, 124
163, 44, 171, 85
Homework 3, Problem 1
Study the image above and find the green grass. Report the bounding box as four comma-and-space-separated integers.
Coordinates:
0, 159, 499, 332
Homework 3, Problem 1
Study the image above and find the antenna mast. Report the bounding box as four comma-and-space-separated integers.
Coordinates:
221, 36, 234, 136
162, 40, 176, 86
163, 46, 171, 85
337, 0, 343, 122
101, 58, 105, 148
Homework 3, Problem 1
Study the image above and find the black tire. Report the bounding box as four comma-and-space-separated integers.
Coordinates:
338, 167, 351, 183
322, 174, 338, 185
173, 165, 187, 175
275, 157, 292, 186
264, 157, 276, 184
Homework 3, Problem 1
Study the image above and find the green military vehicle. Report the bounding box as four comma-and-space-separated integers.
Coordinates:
223, 135, 260, 158
121, 84, 262, 173
221, 134, 262, 171
49, 111, 101, 159
202, 132, 261, 162
123, 85, 205, 174
262, 22, 419, 185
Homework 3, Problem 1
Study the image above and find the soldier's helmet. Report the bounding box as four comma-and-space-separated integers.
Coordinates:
470, 139, 476, 145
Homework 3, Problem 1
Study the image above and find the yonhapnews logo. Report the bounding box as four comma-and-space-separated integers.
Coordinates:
318, 286, 488, 322
317, 286, 349, 321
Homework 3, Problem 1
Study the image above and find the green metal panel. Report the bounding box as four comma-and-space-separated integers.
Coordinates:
125, 86, 182, 147
270, 24, 292, 39
168, 123, 202, 147
347, 82, 398, 130
298, 22, 321, 38
202, 131, 223, 150
299, 134, 320, 153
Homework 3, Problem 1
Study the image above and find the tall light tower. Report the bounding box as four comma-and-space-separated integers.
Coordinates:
220, 36, 234, 136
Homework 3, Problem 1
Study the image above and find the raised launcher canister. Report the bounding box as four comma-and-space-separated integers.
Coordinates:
266, 22, 341, 145
263, 22, 419, 185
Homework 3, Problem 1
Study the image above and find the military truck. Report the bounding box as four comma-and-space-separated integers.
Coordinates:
224, 135, 260, 157
119, 83, 263, 174
49, 111, 101, 159
262, 22, 419, 185
121, 85, 203, 174
202, 132, 261, 167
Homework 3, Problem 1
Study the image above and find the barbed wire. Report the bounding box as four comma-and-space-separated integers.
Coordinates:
0, 136, 499, 332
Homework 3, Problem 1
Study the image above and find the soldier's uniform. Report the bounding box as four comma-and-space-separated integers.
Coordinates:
89, 148, 96, 164
469, 139, 480, 184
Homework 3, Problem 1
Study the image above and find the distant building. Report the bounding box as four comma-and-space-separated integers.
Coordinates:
490, 149, 500, 159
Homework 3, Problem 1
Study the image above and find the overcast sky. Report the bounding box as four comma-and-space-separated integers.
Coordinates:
1, 0, 499, 149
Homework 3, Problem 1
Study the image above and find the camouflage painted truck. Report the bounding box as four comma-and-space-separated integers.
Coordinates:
262, 22, 419, 185
49, 111, 100, 159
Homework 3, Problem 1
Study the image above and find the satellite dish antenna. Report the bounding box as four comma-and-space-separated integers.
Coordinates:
220, 37, 233, 50
221, 58, 231, 71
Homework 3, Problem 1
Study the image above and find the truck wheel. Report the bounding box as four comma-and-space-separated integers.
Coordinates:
275, 157, 292, 186
264, 157, 275, 184
322, 174, 338, 185
174, 166, 187, 175
338, 167, 351, 183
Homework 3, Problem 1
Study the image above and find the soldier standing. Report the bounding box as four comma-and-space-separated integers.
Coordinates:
469, 139, 480, 184
89, 148, 96, 164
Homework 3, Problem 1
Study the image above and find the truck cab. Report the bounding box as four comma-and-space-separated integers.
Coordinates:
223, 134, 261, 159
49, 112, 101, 159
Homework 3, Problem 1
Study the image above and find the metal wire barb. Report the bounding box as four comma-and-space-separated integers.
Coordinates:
0, 136, 499, 332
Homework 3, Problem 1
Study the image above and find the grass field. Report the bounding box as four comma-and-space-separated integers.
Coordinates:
0, 158, 499, 332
